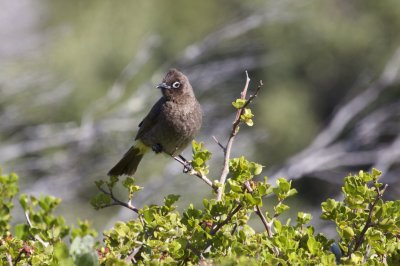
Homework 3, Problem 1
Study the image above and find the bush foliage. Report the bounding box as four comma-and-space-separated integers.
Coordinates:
1, 89, 399, 265
1, 164, 399, 265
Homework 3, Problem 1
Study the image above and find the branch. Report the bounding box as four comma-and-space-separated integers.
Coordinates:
212, 135, 225, 151
349, 184, 388, 255
173, 158, 217, 190
24, 211, 49, 247
243, 181, 279, 256
271, 47, 400, 183
310, 46, 400, 151
243, 182, 273, 237
217, 71, 263, 201
187, 170, 216, 190
6, 253, 12, 266
98, 187, 139, 214
210, 203, 243, 235
80, 36, 161, 148
202, 203, 243, 255
216, 72, 250, 201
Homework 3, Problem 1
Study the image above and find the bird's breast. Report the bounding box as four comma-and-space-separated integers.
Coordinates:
156, 100, 202, 155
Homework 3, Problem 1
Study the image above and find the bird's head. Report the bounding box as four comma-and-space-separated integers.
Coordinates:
157, 69, 194, 100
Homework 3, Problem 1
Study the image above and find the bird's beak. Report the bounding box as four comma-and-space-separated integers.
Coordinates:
156, 83, 171, 89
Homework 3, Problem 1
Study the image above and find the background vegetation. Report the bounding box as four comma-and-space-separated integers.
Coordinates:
1, 0, 400, 239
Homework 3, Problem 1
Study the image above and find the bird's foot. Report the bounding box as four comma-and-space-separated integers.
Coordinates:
179, 155, 193, 173
183, 161, 193, 173
173, 155, 193, 173
152, 143, 163, 154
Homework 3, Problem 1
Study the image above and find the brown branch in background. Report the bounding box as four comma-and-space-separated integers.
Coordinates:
271, 46, 400, 183
98, 187, 139, 214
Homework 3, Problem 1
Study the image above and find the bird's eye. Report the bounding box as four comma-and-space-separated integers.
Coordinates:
172, 81, 181, 88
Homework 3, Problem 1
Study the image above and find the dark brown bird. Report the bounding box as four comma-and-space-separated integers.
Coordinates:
108, 69, 202, 176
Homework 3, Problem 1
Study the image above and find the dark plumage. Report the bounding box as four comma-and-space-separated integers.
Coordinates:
108, 69, 202, 176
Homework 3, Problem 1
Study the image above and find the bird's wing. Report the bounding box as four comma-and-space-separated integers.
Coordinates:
135, 97, 165, 140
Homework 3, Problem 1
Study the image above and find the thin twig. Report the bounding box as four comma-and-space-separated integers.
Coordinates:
188, 169, 216, 190
202, 203, 243, 254
24, 211, 49, 247
6, 253, 12, 266
12, 247, 27, 266
210, 203, 243, 235
99, 187, 139, 213
216, 71, 251, 201
216, 72, 263, 201
174, 158, 217, 190
244, 181, 279, 256
349, 184, 388, 255
212, 135, 225, 151
126, 245, 142, 264
244, 182, 273, 237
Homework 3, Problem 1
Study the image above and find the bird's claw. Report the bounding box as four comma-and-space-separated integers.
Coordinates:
152, 143, 163, 154
183, 162, 193, 173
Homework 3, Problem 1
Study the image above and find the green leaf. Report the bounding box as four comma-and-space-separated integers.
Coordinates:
70, 236, 99, 266
296, 212, 312, 225
232, 99, 246, 109
90, 193, 111, 210
164, 194, 180, 207
15, 223, 30, 240
19, 194, 29, 210
94, 180, 104, 189
274, 203, 290, 216
307, 236, 320, 255
228, 179, 243, 193
240, 108, 254, 126
250, 162, 263, 176
342, 226, 355, 239
53, 242, 74, 266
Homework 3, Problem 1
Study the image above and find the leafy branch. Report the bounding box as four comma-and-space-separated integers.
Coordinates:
216, 71, 262, 201
91, 177, 140, 213
348, 183, 388, 256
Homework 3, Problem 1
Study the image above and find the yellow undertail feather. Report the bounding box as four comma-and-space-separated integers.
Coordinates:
135, 140, 149, 155
107, 140, 149, 176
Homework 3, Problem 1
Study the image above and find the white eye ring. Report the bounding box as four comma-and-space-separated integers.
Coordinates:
172, 81, 180, 88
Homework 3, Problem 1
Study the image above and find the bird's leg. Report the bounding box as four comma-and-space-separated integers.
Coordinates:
173, 154, 193, 173
152, 143, 163, 154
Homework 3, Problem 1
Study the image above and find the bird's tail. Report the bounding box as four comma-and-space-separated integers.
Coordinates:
107, 140, 148, 176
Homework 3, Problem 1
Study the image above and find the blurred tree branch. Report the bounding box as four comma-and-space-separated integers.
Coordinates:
271, 46, 400, 183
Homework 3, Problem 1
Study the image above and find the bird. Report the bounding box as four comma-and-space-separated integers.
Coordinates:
108, 69, 202, 176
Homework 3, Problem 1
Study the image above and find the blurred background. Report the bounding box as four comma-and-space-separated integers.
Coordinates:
1, 0, 400, 235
